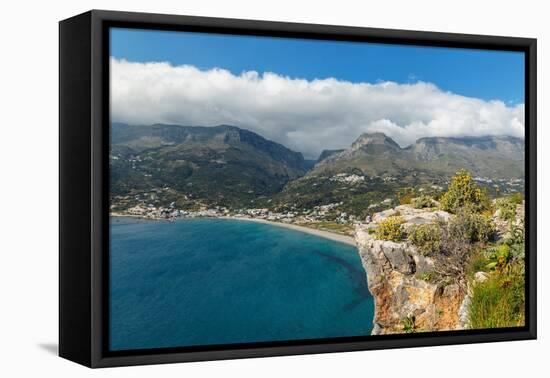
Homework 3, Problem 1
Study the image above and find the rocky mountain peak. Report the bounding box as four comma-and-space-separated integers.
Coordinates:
351, 132, 401, 151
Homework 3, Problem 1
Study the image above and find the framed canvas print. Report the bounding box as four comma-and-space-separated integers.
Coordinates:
59, 10, 537, 368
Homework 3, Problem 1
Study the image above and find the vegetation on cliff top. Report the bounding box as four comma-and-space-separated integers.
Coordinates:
375, 216, 405, 242
467, 196, 525, 329
411, 194, 435, 209
440, 169, 490, 213
407, 223, 442, 256
373, 169, 525, 330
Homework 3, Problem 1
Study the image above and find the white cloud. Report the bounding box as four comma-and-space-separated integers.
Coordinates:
111, 58, 525, 159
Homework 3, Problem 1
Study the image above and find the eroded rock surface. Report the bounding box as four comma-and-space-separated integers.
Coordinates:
355, 205, 464, 335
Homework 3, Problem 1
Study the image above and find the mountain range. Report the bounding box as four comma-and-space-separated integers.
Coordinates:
110, 123, 524, 210
110, 123, 307, 207
312, 132, 524, 179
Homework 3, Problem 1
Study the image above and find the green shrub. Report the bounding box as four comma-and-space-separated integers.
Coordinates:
468, 265, 525, 329
496, 198, 517, 221
485, 244, 511, 271
440, 169, 489, 214
449, 208, 494, 243
402, 315, 417, 333
375, 216, 405, 241
412, 195, 434, 209
509, 192, 524, 205
408, 223, 442, 255
508, 220, 525, 244
506, 221, 525, 260
433, 208, 493, 280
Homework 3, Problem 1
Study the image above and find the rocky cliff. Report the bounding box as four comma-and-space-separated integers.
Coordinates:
355, 204, 466, 334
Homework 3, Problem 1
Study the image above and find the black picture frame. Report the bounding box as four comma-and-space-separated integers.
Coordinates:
59, 9, 537, 368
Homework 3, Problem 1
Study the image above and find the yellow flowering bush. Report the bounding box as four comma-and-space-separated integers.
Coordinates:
440, 169, 489, 213
375, 216, 405, 241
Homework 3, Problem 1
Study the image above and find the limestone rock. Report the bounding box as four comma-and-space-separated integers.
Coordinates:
457, 294, 471, 329
355, 205, 465, 335
474, 271, 489, 283
372, 208, 398, 222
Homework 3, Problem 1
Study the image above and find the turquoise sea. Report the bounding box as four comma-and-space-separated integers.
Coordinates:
109, 217, 374, 351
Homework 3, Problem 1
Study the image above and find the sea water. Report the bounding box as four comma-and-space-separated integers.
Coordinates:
110, 217, 374, 350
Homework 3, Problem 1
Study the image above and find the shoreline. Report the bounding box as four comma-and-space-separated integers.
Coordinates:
110, 213, 356, 247
220, 216, 356, 247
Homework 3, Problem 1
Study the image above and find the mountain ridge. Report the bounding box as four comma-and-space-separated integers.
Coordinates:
312, 132, 524, 179
110, 123, 524, 213
110, 122, 308, 207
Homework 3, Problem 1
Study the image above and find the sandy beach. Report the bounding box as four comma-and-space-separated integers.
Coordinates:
111, 213, 356, 247
222, 216, 356, 247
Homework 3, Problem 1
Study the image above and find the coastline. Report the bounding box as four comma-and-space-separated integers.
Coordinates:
220, 216, 356, 247
110, 213, 356, 247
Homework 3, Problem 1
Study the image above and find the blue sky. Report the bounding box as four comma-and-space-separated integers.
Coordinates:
111, 27, 525, 104
110, 27, 525, 157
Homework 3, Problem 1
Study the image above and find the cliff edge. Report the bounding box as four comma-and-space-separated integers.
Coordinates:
355, 205, 466, 334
